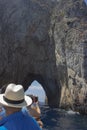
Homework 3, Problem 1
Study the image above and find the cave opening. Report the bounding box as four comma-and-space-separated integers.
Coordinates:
25, 80, 47, 105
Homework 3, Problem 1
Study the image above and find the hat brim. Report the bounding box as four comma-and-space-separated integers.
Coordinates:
0, 94, 32, 108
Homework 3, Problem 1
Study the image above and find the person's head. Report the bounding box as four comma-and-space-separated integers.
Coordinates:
0, 83, 32, 115
34, 96, 38, 102
27, 95, 38, 103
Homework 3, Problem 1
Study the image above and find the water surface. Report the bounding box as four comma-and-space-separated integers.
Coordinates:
26, 81, 87, 130
40, 105, 87, 130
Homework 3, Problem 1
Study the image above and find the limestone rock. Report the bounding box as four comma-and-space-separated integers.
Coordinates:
0, 0, 60, 107
0, 0, 87, 113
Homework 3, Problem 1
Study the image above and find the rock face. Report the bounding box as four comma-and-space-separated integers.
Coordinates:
54, 0, 87, 113
0, 0, 60, 107
0, 0, 87, 112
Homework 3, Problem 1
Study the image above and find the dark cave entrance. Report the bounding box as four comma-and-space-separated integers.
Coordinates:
22, 73, 49, 105
22, 73, 60, 107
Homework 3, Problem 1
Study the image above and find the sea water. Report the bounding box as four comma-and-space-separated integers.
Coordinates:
26, 81, 87, 130
40, 105, 87, 130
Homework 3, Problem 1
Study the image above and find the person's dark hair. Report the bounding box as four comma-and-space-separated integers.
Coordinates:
27, 95, 38, 102
34, 96, 38, 102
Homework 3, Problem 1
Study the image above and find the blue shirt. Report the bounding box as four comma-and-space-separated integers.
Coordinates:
0, 110, 41, 130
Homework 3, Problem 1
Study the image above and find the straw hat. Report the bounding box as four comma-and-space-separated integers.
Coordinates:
0, 83, 32, 108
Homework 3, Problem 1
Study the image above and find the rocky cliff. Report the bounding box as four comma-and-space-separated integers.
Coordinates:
0, 0, 60, 107
0, 0, 87, 113
55, 0, 87, 114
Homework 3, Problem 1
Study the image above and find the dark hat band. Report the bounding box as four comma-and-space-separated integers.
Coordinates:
3, 96, 24, 104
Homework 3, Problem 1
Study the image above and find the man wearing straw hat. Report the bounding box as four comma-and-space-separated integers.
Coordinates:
0, 83, 41, 130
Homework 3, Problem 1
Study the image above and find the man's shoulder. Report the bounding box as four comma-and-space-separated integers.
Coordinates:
0, 126, 7, 130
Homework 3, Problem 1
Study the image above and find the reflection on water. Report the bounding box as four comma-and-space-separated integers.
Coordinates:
41, 105, 87, 130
